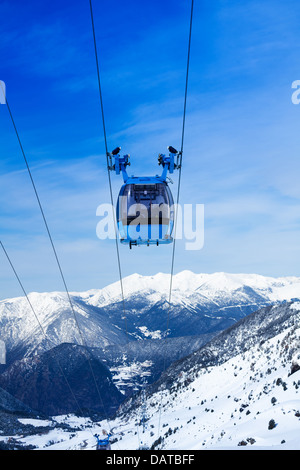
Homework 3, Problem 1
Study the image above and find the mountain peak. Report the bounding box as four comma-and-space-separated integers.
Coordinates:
1, 270, 300, 367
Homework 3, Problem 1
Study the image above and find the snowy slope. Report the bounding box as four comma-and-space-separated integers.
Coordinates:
135, 327, 300, 450
0, 291, 128, 362
111, 302, 300, 450
142, 325, 300, 450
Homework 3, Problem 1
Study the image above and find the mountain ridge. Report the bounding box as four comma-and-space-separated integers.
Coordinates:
2, 270, 300, 305
1, 271, 300, 366
7, 299, 299, 450
0, 277, 299, 448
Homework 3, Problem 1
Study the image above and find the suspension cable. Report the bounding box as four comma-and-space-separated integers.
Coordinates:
89, 0, 135, 387
0, 240, 88, 420
3, 96, 107, 419
88, 0, 128, 341
89, 0, 147, 447
0, 240, 123, 447
88, 0, 194, 449
157, 0, 194, 446
165, 0, 194, 361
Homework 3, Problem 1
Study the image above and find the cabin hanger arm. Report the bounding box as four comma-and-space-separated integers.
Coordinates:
108, 146, 181, 183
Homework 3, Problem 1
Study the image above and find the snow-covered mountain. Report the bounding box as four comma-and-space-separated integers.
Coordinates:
1, 270, 300, 425
0, 290, 128, 363
4, 301, 299, 450
81, 271, 300, 307
0, 343, 124, 417
1, 271, 300, 364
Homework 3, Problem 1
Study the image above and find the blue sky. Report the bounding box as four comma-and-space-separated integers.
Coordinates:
1, 0, 300, 299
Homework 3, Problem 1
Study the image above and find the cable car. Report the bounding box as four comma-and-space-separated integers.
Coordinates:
108, 146, 181, 248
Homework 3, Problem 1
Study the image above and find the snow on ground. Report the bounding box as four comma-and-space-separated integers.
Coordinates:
18, 418, 54, 427
5, 324, 299, 451
110, 359, 153, 394
137, 326, 162, 340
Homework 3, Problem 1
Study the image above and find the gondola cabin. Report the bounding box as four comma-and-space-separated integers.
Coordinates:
108, 147, 180, 248
117, 176, 174, 247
